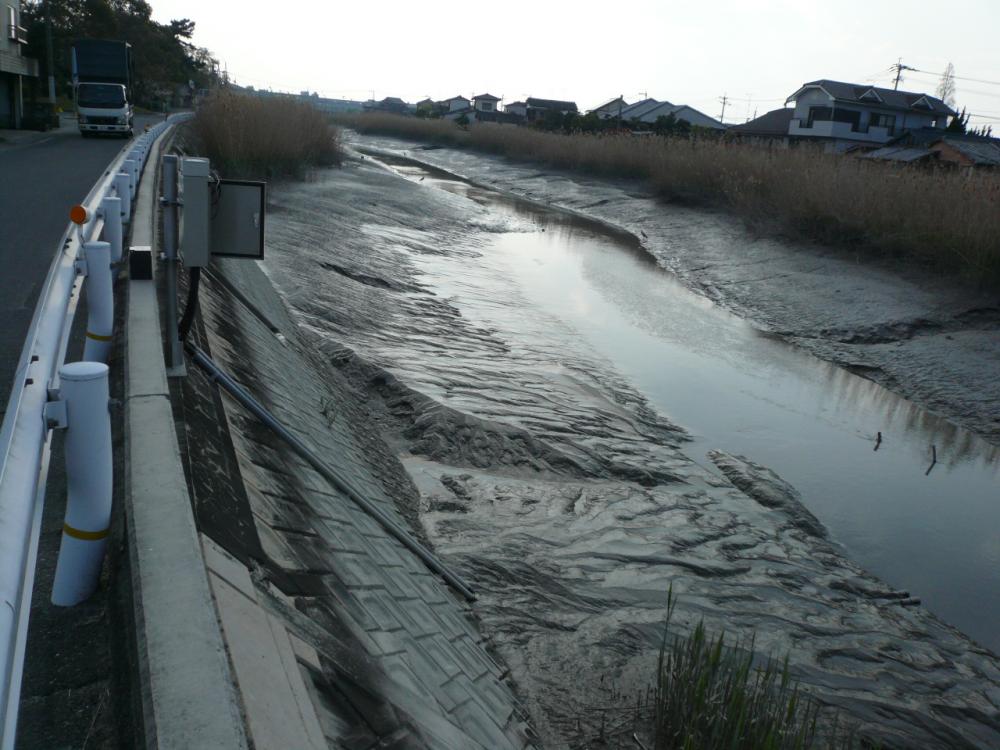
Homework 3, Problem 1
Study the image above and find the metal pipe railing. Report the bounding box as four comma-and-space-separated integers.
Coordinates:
0, 116, 185, 747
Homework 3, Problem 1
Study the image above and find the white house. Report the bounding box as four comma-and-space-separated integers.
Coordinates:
504, 100, 527, 117
785, 79, 955, 146
472, 93, 500, 113
440, 95, 471, 113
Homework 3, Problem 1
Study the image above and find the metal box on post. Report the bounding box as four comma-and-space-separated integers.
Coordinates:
179, 157, 210, 267
211, 180, 265, 259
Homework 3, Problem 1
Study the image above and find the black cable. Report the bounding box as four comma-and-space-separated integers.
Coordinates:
178, 266, 201, 341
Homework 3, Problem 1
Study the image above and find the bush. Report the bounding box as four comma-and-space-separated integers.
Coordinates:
653, 592, 863, 749
189, 90, 343, 179
336, 112, 1000, 285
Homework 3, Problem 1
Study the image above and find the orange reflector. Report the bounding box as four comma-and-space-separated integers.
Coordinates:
69, 205, 88, 225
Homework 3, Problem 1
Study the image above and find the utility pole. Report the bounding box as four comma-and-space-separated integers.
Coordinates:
44, 0, 56, 101
718, 94, 729, 123
892, 58, 914, 90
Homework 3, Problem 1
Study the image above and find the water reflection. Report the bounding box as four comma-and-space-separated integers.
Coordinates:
378, 152, 1000, 652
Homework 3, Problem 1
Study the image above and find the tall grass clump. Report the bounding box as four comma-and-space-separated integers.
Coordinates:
191, 90, 342, 179
653, 593, 863, 749
338, 112, 1000, 285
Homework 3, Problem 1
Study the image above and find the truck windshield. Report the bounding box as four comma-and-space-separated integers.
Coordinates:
78, 84, 125, 109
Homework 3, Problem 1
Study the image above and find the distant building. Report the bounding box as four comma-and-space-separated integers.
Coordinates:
366, 96, 409, 114
589, 96, 629, 120
618, 98, 664, 121
472, 93, 500, 113
0, 1, 39, 128
439, 95, 470, 113
861, 128, 1000, 168
632, 102, 725, 130
785, 79, 955, 146
524, 97, 578, 123
504, 100, 527, 118
727, 108, 794, 143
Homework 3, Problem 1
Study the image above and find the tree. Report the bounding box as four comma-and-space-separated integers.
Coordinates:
455, 112, 469, 129
937, 62, 957, 109
947, 106, 970, 133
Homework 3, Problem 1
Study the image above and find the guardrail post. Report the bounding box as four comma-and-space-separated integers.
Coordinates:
114, 171, 131, 224
124, 159, 137, 200
50, 362, 112, 606
82, 241, 113, 363
101, 196, 123, 264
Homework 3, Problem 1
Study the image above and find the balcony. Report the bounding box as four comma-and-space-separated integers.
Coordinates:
789, 118, 894, 144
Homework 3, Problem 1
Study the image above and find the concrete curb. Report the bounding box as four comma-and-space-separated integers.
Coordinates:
124, 130, 248, 748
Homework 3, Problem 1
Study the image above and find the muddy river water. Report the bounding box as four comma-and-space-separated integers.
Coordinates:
262, 147, 1000, 747
383, 156, 1000, 652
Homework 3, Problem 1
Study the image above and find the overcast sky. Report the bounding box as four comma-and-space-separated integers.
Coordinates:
150, 0, 1000, 127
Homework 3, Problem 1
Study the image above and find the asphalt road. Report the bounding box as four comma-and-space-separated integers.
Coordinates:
0, 114, 158, 418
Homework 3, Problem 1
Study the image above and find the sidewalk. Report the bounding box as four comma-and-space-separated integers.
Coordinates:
0, 114, 78, 146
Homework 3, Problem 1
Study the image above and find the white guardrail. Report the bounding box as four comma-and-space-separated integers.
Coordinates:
0, 117, 178, 747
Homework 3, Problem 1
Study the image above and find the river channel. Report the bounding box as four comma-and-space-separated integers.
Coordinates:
366, 153, 1000, 655
261, 148, 1000, 746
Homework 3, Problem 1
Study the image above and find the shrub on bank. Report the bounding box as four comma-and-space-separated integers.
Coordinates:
337, 112, 1000, 285
190, 91, 342, 179
653, 593, 864, 750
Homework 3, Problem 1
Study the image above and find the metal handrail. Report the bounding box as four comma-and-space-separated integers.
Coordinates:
0, 117, 180, 747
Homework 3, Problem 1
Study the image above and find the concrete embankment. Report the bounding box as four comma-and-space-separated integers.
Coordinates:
254, 149, 1000, 749
174, 248, 536, 748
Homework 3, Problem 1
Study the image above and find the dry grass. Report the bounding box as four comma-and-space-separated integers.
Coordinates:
339, 113, 1000, 284
190, 90, 343, 179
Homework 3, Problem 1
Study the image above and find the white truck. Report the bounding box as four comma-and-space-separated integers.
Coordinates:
72, 39, 135, 138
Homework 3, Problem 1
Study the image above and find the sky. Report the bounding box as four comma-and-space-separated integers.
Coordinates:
150, 0, 1000, 127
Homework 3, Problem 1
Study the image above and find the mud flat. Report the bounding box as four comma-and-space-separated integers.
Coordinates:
248, 146, 1000, 748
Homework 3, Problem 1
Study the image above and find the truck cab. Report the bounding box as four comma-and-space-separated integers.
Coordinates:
76, 82, 133, 137
72, 39, 135, 138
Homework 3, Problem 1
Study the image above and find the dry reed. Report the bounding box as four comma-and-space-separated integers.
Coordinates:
339, 113, 1000, 284
190, 91, 343, 179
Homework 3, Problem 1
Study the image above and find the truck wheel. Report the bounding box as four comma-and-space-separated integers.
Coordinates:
81, 131, 91, 138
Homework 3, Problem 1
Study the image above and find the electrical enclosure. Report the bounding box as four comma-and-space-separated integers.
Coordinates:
180, 158, 210, 267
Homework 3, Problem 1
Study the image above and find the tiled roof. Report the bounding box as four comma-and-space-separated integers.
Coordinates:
729, 108, 794, 136
789, 80, 955, 116
525, 97, 578, 112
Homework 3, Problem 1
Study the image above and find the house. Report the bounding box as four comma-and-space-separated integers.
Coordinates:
727, 108, 795, 143
589, 96, 629, 120
633, 102, 725, 130
785, 79, 955, 146
524, 97, 578, 123
0, 2, 39, 128
472, 93, 500, 113
862, 129, 1000, 168
618, 98, 665, 121
439, 95, 470, 113
504, 100, 527, 118
930, 137, 1000, 168
364, 96, 409, 114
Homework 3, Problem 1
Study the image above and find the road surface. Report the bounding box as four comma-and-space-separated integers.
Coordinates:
0, 114, 158, 416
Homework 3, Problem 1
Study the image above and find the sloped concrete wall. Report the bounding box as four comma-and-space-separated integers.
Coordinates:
179, 255, 535, 749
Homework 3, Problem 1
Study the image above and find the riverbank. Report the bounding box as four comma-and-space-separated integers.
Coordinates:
352, 133, 1000, 449
256, 146, 1000, 748
337, 114, 1000, 286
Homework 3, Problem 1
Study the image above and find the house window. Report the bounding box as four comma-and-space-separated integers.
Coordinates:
831, 108, 861, 130
480, 101, 493, 111
806, 106, 832, 126
869, 113, 896, 134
